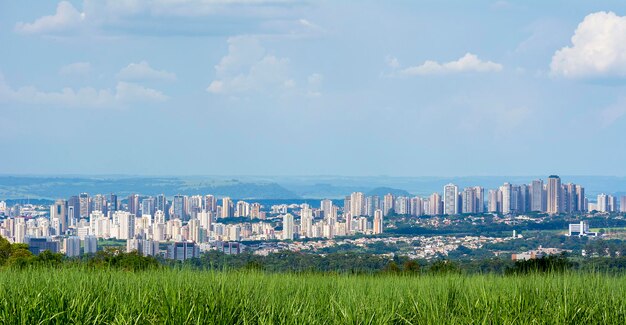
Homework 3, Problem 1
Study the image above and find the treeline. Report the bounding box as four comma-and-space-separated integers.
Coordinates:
0, 236, 159, 271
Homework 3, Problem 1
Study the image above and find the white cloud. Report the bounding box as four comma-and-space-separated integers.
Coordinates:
15, 0, 301, 36
59, 62, 92, 76
399, 53, 503, 76
15, 1, 85, 34
0, 73, 167, 107
551, 11, 626, 78
207, 36, 296, 95
117, 61, 176, 81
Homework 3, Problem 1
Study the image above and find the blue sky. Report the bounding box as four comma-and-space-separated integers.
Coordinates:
1, 1, 626, 176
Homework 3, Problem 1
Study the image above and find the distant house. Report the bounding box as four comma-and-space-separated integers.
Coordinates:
568, 221, 598, 237
511, 246, 568, 261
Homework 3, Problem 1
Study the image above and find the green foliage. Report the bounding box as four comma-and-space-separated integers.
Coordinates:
1, 269, 626, 323
506, 254, 573, 275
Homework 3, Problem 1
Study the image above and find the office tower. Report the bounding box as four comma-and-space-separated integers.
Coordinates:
92, 194, 107, 215
373, 209, 383, 234
301, 205, 313, 237
172, 195, 186, 220
79, 193, 90, 219
383, 193, 394, 216
83, 235, 98, 254
221, 197, 234, 218
562, 183, 577, 213
167, 242, 199, 261
530, 180, 545, 212
204, 195, 217, 213
429, 193, 442, 215
64, 236, 81, 257
461, 188, 476, 214
50, 199, 67, 234
620, 196, 626, 213
320, 199, 333, 218
109, 193, 118, 213
282, 213, 294, 240
443, 184, 459, 215
141, 197, 155, 216
576, 185, 586, 212
546, 175, 562, 215
350, 192, 365, 217
127, 194, 140, 216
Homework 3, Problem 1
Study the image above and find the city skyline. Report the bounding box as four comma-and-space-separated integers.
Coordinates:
2, 2, 626, 176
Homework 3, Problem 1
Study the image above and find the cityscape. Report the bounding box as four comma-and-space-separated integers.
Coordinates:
2, 175, 624, 261
3, 1, 626, 323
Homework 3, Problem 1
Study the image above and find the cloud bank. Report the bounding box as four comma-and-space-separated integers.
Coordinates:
551, 11, 626, 78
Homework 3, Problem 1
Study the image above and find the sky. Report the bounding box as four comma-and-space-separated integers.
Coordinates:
1, 0, 626, 177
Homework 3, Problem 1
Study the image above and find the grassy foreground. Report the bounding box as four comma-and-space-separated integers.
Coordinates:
0, 268, 625, 324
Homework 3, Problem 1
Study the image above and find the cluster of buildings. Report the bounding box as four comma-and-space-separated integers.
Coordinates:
0, 175, 624, 259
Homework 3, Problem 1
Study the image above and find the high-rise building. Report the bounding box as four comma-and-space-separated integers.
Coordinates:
546, 175, 562, 215
300, 205, 313, 238
83, 235, 98, 254
576, 185, 586, 213
394, 196, 410, 215
92, 194, 107, 215
282, 213, 294, 240
79, 193, 90, 219
597, 193, 608, 212
167, 242, 199, 261
172, 195, 186, 220
487, 189, 499, 213
429, 193, 442, 215
530, 180, 545, 212
620, 196, 626, 213
204, 195, 217, 213
461, 188, 476, 214
64, 236, 81, 257
127, 194, 140, 216
373, 209, 383, 234
474, 187, 485, 213
221, 197, 234, 218
383, 193, 394, 216
109, 193, 118, 213
350, 192, 365, 217
50, 199, 67, 234
141, 197, 155, 217
320, 199, 333, 219
443, 184, 459, 215
500, 183, 512, 215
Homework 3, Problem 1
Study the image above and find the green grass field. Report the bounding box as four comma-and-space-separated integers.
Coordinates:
0, 268, 625, 324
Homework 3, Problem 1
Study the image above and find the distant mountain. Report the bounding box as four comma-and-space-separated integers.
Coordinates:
366, 187, 411, 197
0, 176, 299, 200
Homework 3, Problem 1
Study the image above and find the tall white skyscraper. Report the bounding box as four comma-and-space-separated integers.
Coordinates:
350, 192, 365, 217
300, 205, 313, 237
500, 183, 512, 215
547, 175, 562, 215
282, 213, 294, 240
443, 184, 459, 215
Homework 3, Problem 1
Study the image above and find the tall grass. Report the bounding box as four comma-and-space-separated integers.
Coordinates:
0, 268, 624, 324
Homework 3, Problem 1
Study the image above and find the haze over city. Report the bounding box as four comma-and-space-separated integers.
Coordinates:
2, 1, 626, 176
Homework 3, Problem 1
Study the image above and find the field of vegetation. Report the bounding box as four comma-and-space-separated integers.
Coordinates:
1, 268, 626, 324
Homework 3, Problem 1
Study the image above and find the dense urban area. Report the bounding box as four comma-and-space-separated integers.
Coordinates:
1, 175, 626, 267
